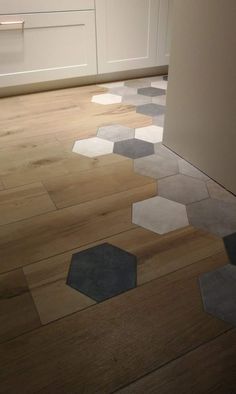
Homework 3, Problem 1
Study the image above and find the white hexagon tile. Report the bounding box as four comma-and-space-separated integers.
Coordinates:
72, 137, 114, 158
135, 125, 163, 144
91, 93, 122, 105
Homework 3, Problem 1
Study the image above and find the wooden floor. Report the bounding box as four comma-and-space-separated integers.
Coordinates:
0, 83, 235, 394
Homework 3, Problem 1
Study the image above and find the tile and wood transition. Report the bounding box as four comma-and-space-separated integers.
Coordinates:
0, 78, 236, 393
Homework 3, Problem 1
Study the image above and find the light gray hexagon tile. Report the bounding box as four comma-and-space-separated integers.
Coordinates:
132, 196, 189, 234
98, 81, 125, 89
124, 78, 152, 88
158, 174, 209, 205
97, 124, 135, 142
187, 198, 236, 237
122, 94, 152, 106
152, 95, 166, 106
199, 264, 236, 327
73, 137, 114, 158
135, 125, 163, 144
91, 93, 122, 105
152, 114, 165, 127
134, 154, 179, 180
113, 139, 154, 160
178, 159, 209, 181
138, 87, 166, 97
206, 180, 236, 204
109, 86, 137, 96
154, 143, 180, 161
151, 80, 168, 90
136, 103, 165, 117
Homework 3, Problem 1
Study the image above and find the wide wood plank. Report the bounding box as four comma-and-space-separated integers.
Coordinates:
24, 226, 225, 324
44, 160, 155, 208
0, 183, 156, 272
118, 329, 236, 394
0, 253, 230, 394
0, 269, 41, 343
0, 182, 56, 225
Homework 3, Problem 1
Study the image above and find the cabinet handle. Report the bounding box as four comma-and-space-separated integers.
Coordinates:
0, 21, 24, 31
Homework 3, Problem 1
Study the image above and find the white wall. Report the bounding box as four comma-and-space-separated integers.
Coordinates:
164, 0, 236, 194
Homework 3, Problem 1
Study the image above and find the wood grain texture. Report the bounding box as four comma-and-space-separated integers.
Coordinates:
44, 159, 155, 208
0, 182, 56, 225
0, 183, 156, 273
118, 329, 236, 394
0, 253, 230, 394
24, 226, 226, 324
0, 269, 41, 343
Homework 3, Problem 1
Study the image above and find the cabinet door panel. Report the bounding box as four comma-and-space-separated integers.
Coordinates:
96, 0, 160, 73
157, 0, 174, 65
0, 0, 95, 14
0, 12, 97, 87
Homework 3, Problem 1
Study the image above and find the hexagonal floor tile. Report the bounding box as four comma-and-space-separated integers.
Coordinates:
207, 180, 236, 204
132, 196, 189, 234
98, 81, 125, 88
187, 198, 236, 237
223, 232, 236, 265
135, 125, 163, 144
152, 95, 166, 106
151, 80, 168, 90
199, 264, 236, 327
153, 114, 165, 127
97, 124, 135, 142
122, 94, 152, 106
66, 243, 137, 302
124, 78, 152, 88
163, 75, 168, 81
154, 143, 180, 161
113, 139, 154, 159
178, 159, 209, 181
134, 154, 179, 179
110, 86, 137, 96
136, 103, 165, 117
73, 137, 114, 158
138, 87, 166, 97
91, 93, 122, 105
158, 174, 209, 205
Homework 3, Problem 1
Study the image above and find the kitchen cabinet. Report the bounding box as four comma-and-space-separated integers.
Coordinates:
96, 0, 160, 73
157, 0, 174, 65
0, 0, 95, 14
0, 11, 97, 88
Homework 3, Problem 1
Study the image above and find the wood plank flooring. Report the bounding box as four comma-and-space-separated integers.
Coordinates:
0, 82, 235, 393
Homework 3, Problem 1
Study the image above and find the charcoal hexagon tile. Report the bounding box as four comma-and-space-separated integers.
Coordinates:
122, 94, 152, 106
223, 233, 236, 265
113, 139, 154, 159
91, 93, 122, 105
110, 86, 137, 96
152, 114, 165, 127
124, 78, 152, 88
138, 87, 166, 97
199, 264, 236, 327
158, 174, 209, 205
136, 103, 165, 117
178, 159, 209, 181
133, 196, 189, 234
73, 137, 114, 158
207, 180, 236, 204
187, 198, 236, 237
135, 125, 163, 144
134, 154, 179, 179
152, 95, 166, 106
97, 124, 135, 142
151, 80, 168, 90
66, 243, 137, 302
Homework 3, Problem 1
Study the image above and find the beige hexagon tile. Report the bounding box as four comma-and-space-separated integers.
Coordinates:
132, 196, 189, 234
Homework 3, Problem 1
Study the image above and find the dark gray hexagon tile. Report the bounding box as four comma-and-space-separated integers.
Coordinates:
136, 103, 165, 117
67, 243, 137, 302
138, 87, 166, 97
113, 139, 154, 159
97, 124, 135, 142
158, 174, 209, 205
199, 264, 236, 327
224, 233, 236, 265
134, 154, 179, 179
187, 198, 236, 237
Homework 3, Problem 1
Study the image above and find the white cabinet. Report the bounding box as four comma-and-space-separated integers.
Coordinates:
0, 0, 95, 14
96, 0, 160, 73
157, 0, 174, 65
0, 11, 97, 87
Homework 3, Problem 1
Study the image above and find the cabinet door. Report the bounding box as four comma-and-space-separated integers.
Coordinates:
0, 11, 97, 88
0, 0, 95, 14
157, 0, 174, 65
96, 0, 160, 73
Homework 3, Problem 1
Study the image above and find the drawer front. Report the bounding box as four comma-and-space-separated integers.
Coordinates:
0, 12, 97, 87
0, 0, 95, 14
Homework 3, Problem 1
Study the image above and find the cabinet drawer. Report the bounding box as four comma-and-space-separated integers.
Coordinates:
0, 0, 94, 14
0, 12, 97, 87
